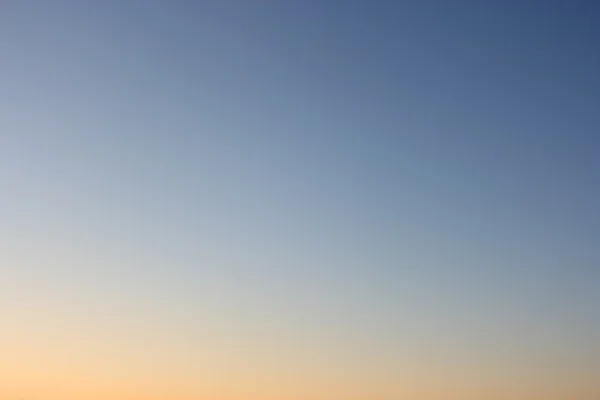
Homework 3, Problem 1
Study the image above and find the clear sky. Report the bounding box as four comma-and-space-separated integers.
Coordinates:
1, 1, 599, 399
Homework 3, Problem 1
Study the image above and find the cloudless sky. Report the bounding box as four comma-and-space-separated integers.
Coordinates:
1, 1, 599, 399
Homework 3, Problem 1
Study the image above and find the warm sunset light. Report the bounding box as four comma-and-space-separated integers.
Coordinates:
1, 1, 599, 399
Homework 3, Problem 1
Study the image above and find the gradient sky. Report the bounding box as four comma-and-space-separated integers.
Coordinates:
1, 1, 599, 399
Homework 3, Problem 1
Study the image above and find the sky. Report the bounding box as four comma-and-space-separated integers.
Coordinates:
1, 1, 599, 399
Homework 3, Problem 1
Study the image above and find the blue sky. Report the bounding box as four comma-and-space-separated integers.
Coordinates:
1, 1, 599, 398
